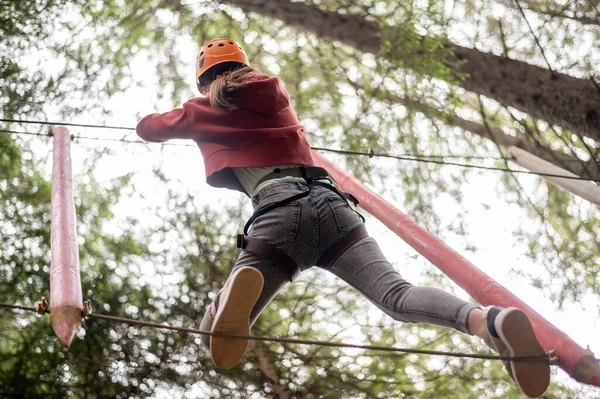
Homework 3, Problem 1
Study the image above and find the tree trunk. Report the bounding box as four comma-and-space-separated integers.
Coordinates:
380, 92, 600, 181
223, 0, 600, 141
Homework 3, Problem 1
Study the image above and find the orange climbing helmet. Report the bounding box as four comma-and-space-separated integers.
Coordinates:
195, 38, 250, 93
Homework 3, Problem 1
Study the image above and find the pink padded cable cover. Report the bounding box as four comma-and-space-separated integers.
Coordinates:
50, 127, 83, 347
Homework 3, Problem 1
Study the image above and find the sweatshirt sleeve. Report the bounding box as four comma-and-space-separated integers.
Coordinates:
136, 106, 190, 143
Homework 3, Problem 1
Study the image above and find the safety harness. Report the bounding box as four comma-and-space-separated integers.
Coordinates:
236, 167, 368, 282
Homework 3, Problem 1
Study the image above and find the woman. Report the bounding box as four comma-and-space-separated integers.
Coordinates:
136, 38, 550, 397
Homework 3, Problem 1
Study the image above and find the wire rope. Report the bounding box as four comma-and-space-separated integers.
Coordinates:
0, 301, 551, 363
1, 122, 598, 183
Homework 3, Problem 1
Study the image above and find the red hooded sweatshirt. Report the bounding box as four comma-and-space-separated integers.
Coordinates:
136, 72, 316, 193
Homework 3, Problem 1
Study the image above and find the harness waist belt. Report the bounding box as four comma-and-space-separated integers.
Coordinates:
257, 166, 329, 186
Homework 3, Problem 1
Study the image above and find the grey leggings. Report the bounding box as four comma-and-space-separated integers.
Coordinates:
200, 179, 478, 348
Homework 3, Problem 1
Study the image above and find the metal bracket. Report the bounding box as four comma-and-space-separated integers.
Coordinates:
35, 297, 49, 315
548, 349, 559, 365
82, 300, 93, 319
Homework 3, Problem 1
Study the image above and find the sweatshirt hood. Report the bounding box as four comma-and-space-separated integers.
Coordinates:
234, 73, 291, 115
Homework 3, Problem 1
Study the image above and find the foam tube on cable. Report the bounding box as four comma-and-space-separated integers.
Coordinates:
50, 126, 83, 347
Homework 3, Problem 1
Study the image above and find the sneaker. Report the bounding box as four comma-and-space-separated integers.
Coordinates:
482, 307, 550, 398
210, 266, 264, 369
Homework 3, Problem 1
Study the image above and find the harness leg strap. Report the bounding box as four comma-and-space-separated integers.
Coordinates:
237, 234, 301, 282
316, 224, 369, 270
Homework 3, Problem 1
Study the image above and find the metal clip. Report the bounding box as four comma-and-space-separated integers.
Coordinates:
35, 297, 49, 315
547, 349, 559, 365
236, 234, 246, 249
82, 300, 93, 319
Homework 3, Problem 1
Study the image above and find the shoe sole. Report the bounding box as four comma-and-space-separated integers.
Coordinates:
210, 267, 264, 369
496, 308, 550, 398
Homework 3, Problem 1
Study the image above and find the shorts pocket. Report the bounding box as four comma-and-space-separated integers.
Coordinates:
249, 202, 302, 246
325, 195, 349, 234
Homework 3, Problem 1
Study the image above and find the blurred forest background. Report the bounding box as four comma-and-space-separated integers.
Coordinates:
1, 0, 599, 397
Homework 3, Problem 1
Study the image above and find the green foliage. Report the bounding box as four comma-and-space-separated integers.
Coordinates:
379, 23, 457, 83
0, 0, 106, 118
512, 181, 600, 308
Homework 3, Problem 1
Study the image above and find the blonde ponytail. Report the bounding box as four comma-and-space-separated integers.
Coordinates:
208, 66, 255, 111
